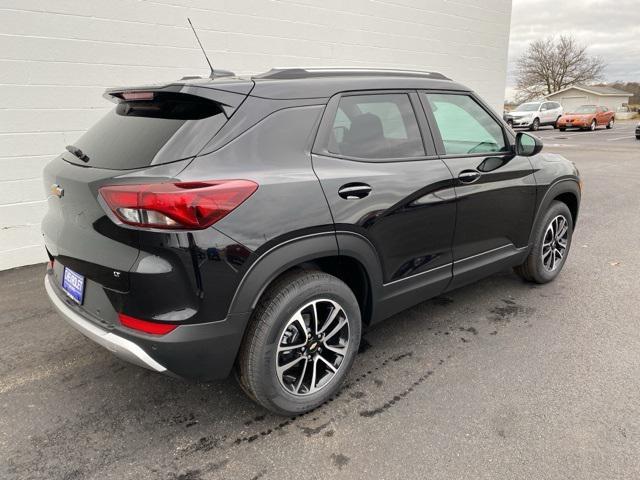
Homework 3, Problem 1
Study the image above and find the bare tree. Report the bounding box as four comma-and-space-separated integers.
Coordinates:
515, 35, 605, 101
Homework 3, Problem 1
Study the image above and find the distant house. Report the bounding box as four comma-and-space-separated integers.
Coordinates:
545, 85, 631, 113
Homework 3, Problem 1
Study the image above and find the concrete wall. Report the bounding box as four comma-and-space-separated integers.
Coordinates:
0, 0, 513, 270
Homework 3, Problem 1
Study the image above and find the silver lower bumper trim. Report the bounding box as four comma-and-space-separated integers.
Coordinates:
44, 275, 166, 372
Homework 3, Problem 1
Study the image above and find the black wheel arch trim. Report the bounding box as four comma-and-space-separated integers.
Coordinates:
226, 230, 383, 317
529, 178, 581, 245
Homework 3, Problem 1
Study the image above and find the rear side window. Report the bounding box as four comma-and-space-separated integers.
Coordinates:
71, 92, 228, 170
328, 94, 424, 159
424, 93, 507, 155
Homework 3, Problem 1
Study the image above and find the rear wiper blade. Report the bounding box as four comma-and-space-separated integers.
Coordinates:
65, 145, 90, 163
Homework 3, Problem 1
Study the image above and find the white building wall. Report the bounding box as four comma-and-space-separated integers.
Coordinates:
0, 0, 513, 270
547, 88, 631, 113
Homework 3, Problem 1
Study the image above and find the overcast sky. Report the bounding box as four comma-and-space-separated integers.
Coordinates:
506, 0, 640, 100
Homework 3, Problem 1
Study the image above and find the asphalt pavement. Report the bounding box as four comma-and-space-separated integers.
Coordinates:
1, 121, 639, 480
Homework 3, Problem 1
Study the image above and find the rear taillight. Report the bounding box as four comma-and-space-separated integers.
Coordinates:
99, 180, 258, 230
118, 313, 177, 335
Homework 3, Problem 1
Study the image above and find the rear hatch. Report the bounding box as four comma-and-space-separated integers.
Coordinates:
42, 80, 252, 294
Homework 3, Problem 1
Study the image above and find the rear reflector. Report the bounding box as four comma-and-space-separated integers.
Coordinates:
99, 180, 258, 230
118, 313, 177, 335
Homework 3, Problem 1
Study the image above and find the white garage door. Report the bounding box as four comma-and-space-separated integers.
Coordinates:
560, 96, 589, 112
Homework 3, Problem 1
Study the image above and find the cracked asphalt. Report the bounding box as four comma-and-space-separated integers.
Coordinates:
1, 121, 639, 479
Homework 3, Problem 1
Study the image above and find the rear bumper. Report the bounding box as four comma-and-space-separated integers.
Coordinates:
45, 274, 166, 372
44, 272, 251, 380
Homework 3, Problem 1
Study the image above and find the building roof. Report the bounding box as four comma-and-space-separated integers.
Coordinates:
546, 84, 631, 98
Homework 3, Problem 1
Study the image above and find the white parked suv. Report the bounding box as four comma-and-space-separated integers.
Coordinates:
504, 101, 563, 131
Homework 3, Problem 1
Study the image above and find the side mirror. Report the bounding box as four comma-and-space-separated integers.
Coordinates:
515, 132, 543, 157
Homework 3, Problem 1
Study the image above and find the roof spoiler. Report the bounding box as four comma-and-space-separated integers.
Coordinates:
103, 81, 253, 117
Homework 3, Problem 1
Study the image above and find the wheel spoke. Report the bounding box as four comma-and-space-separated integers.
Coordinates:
317, 354, 337, 373
324, 316, 348, 341
318, 304, 341, 334
323, 343, 347, 357
309, 357, 318, 393
557, 224, 568, 239
311, 301, 319, 334
277, 355, 305, 376
277, 341, 306, 353
291, 312, 309, 337
294, 357, 309, 393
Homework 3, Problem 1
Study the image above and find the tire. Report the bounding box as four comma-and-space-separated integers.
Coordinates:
236, 270, 361, 415
530, 118, 540, 131
636, 135, 640, 140
554, 116, 561, 129
559, 127, 566, 132
589, 119, 596, 131
514, 201, 573, 284
606, 118, 614, 129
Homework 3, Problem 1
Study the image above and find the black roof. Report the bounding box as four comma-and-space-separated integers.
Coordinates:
106, 67, 468, 101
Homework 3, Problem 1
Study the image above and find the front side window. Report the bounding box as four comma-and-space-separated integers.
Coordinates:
424, 93, 507, 155
328, 94, 424, 159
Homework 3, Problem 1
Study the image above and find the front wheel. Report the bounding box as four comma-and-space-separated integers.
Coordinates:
514, 201, 573, 284
236, 270, 361, 415
530, 118, 540, 131
606, 118, 614, 129
589, 119, 596, 131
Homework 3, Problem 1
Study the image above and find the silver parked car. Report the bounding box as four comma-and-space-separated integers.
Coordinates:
505, 101, 564, 131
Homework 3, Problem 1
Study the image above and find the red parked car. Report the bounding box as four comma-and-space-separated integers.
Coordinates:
557, 105, 615, 131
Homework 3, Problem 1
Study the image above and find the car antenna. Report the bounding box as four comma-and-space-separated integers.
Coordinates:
187, 18, 215, 78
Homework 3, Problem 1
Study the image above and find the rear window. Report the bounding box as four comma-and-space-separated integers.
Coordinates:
70, 92, 228, 170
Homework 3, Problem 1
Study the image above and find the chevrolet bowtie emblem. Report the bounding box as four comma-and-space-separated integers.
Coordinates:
51, 184, 64, 198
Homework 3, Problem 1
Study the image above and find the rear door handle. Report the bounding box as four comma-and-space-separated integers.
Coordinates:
458, 170, 481, 184
338, 183, 372, 199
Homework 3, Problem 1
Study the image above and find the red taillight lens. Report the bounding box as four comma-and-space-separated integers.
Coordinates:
99, 180, 258, 230
118, 313, 177, 335
120, 91, 154, 101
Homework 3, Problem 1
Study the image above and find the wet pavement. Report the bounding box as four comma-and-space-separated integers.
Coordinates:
1, 129, 639, 479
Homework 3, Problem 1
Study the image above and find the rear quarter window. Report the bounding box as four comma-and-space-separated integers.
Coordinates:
71, 92, 228, 170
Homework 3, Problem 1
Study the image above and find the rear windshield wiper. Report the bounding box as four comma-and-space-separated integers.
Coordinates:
65, 145, 90, 162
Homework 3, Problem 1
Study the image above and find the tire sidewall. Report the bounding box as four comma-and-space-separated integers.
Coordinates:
252, 275, 361, 414
530, 118, 540, 131
528, 202, 573, 283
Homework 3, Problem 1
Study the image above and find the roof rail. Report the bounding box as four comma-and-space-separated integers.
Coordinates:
253, 67, 450, 81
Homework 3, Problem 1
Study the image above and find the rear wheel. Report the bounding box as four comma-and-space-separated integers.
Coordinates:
559, 127, 566, 132
606, 118, 614, 129
236, 270, 361, 415
514, 201, 573, 284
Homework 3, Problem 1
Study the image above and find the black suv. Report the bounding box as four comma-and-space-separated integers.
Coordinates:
43, 68, 581, 415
